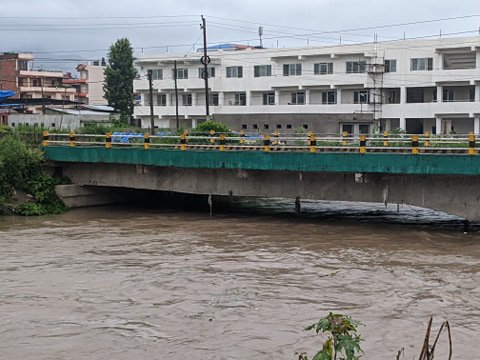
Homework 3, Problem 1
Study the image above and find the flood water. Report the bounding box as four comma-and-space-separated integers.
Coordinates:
0, 200, 479, 359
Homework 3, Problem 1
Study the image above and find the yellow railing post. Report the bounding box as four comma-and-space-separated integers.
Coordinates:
273, 130, 279, 146
342, 131, 348, 146
180, 132, 187, 151
383, 131, 389, 147
468, 132, 476, 155
359, 135, 366, 154
411, 135, 419, 155
144, 133, 150, 150
309, 134, 317, 153
42, 130, 49, 147
105, 132, 111, 149
263, 134, 271, 152
240, 130, 245, 144
209, 129, 215, 144
424, 131, 431, 147
69, 130, 75, 147
219, 134, 226, 151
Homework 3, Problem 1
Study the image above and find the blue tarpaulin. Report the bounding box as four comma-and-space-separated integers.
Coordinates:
0, 90, 16, 100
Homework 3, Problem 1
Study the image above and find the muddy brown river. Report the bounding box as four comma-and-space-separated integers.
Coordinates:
0, 202, 479, 359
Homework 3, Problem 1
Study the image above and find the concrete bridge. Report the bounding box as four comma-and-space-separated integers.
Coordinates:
43, 134, 480, 221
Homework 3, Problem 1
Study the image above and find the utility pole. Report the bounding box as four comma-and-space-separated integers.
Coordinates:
258, 26, 264, 48
200, 15, 210, 118
174, 60, 179, 129
147, 70, 155, 135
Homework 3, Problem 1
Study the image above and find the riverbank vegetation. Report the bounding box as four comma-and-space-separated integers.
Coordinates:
0, 128, 65, 216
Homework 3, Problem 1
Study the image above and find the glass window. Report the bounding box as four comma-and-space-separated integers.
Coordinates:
443, 89, 454, 102
150, 69, 163, 80
283, 63, 302, 76
314, 62, 333, 75
342, 124, 353, 134
263, 91, 275, 105
321, 91, 336, 104
234, 92, 246, 105
209, 92, 219, 106
384, 60, 397, 73
354, 90, 369, 104
226, 66, 243, 78
198, 67, 215, 78
174, 68, 188, 79
291, 91, 305, 105
346, 61, 366, 73
157, 94, 167, 106
254, 65, 272, 77
182, 93, 192, 106
359, 124, 370, 134
411, 58, 433, 71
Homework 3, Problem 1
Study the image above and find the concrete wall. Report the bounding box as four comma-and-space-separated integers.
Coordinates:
8, 114, 111, 129
61, 163, 480, 221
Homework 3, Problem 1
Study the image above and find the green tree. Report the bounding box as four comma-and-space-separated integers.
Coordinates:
104, 38, 137, 119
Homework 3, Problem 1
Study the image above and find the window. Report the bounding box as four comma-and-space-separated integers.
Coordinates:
314, 62, 333, 75
303, 124, 309, 129
182, 93, 192, 106
51, 123, 56, 128
342, 124, 353, 134
322, 91, 336, 104
32, 79, 40, 87
226, 66, 243, 78
174, 68, 188, 79
253, 124, 258, 129
264, 124, 269, 130
470, 88, 475, 102
286, 124, 292, 129
384, 60, 397, 73
198, 67, 215, 78
443, 89, 454, 102
157, 94, 167, 106
263, 91, 275, 105
209, 92, 219, 106
18, 60, 28, 71
354, 90, 369, 104
234, 92, 246, 106
346, 61, 366, 73
150, 69, 163, 80
241, 124, 247, 129
254, 65, 272, 77
283, 63, 302, 76
276, 124, 282, 129
411, 58, 433, 71
291, 91, 305, 105
359, 124, 370, 134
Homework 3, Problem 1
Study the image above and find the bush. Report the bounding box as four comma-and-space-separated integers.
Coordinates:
193, 120, 230, 134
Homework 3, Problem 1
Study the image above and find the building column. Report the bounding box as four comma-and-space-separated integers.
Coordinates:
475, 84, 480, 102
246, 91, 251, 106
191, 92, 197, 107
305, 89, 310, 105
436, 85, 442, 102
435, 116, 442, 134
399, 117, 406, 131
274, 90, 280, 105
218, 92, 225, 106
336, 89, 342, 104
474, 117, 480, 135
400, 86, 407, 104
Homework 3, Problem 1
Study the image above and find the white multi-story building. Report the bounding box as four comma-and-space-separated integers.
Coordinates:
134, 36, 480, 134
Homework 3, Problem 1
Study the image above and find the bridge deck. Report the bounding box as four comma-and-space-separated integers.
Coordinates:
44, 146, 480, 175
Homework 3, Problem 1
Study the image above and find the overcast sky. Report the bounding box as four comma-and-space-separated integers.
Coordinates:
1, 0, 479, 72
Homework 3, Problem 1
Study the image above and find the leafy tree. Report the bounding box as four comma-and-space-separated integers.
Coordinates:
104, 38, 137, 119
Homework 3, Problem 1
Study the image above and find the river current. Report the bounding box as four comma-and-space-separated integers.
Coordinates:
0, 200, 479, 359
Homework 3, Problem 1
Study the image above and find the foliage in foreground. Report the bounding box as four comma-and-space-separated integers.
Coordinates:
298, 313, 363, 360
0, 135, 65, 215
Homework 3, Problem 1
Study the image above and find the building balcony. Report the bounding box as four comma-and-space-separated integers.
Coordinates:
19, 70, 64, 78
19, 86, 77, 94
